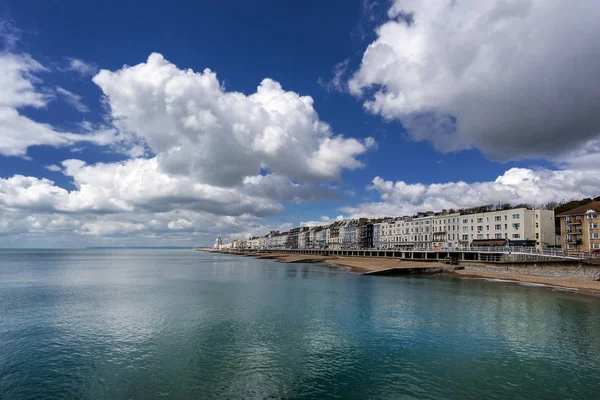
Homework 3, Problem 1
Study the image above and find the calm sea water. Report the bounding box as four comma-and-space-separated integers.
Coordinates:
1, 250, 599, 399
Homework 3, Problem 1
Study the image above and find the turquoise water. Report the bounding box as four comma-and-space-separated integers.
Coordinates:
1, 250, 599, 399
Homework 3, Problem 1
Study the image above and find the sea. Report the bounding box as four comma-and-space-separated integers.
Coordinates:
1, 249, 599, 399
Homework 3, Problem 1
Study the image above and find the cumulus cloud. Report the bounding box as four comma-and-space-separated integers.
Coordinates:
93, 53, 375, 186
0, 50, 380, 245
343, 163, 600, 218
349, 0, 600, 161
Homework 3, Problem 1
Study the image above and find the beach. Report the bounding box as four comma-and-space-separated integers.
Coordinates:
209, 250, 600, 294
450, 269, 600, 294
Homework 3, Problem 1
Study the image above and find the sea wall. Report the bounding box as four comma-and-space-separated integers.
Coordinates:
461, 261, 600, 280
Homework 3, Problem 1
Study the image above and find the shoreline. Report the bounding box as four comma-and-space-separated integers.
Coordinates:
446, 269, 600, 296
205, 250, 600, 296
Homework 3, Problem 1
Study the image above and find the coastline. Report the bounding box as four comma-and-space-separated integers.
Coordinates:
205, 250, 600, 296
447, 269, 600, 295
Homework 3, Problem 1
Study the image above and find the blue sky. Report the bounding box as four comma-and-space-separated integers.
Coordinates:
1, 0, 599, 247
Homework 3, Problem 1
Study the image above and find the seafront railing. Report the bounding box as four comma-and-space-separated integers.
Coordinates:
238, 245, 600, 260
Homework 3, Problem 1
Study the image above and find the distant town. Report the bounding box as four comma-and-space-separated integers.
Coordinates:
214, 201, 600, 254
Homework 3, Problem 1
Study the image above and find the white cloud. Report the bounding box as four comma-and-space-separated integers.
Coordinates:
349, 0, 600, 161
0, 52, 120, 157
45, 165, 62, 172
56, 86, 89, 113
93, 53, 374, 186
0, 20, 21, 50
0, 51, 380, 246
318, 59, 349, 92
343, 164, 600, 218
65, 57, 98, 76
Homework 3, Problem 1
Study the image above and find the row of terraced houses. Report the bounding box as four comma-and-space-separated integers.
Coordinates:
216, 202, 600, 253
220, 206, 562, 252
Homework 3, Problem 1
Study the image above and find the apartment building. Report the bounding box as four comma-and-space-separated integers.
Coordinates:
359, 223, 374, 249
309, 226, 326, 248
557, 202, 600, 252
297, 227, 309, 249
379, 218, 399, 249
432, 212, 461, 248
372, 223, 381, 249
458, 208, 555, 250
406, 212, 436, 248
326, 222, 342, 249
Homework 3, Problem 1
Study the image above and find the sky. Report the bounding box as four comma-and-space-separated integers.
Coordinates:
1, 0, 599, 247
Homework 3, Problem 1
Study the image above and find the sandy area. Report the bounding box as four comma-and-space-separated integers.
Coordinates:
207, 250, 600, 294
326, 257, 442, 273
274, 254, 337, 263
451, 270, 600, 293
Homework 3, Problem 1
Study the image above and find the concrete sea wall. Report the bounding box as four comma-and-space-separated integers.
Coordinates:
462, 261, 600, 280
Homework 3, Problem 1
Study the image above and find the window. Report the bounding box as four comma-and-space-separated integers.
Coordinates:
486, 225, 490, 231
512, 214, 520, 219
495, 216, 501, 221
495, 224, 501, 230
504, 215, 508, 221
590, 213, 598, 219
512, 223, 520, 229
536, 233, 539, 239
477, 226, 483, 232
495, 233, 502, 239
462, 235, 469, 240
477, 218, 483, 223
471, 226, 474, 231
463, 227, 468, 232
486, 234, 490, 239
535, 222, 539, 228
512, 234, 521, 239
477, 234, 484, 239
505, 233, 508, 238
592, 233, 599, 239
504, 224, 508, 229
591, 223, 599, 229
463, 219, 468, 224
486, 217, 489, 222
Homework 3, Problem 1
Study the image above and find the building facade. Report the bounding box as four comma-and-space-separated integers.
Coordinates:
557, 202, 600, 252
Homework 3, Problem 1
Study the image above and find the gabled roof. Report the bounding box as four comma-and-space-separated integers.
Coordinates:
556, 201, 600, 217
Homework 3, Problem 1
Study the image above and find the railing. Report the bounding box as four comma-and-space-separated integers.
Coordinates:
239, 246, 600, 260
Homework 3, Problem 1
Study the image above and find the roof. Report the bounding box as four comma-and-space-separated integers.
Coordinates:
556, 201, 600, 217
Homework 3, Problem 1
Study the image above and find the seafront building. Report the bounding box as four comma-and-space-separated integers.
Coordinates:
458, 208, 555, 250
557, 202, 600, 252
216, 206, 558, 252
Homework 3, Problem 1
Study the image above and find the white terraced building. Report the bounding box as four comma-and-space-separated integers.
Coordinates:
432, 212, 461, 249
458, 208, 555, 250
372, 223, 381, 249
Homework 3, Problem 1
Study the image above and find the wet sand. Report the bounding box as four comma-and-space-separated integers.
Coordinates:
325, 257, 443, 273
451, 269, 600, 293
